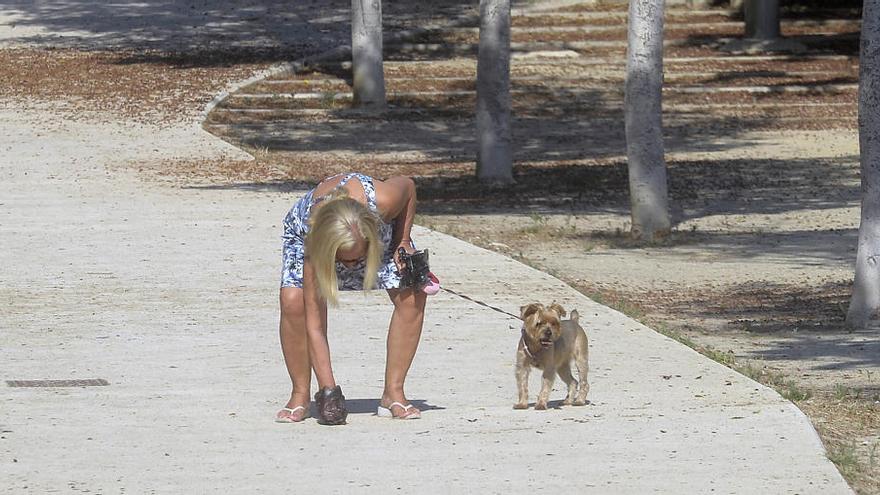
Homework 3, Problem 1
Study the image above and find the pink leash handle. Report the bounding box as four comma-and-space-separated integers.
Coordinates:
423, 272, 440, 295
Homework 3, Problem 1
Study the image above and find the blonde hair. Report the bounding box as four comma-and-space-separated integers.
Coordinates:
305, 187, 382, 305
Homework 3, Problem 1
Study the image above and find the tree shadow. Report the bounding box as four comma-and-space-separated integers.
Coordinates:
663, 280, 880, 381
215, 88, 792, 167
701, 1, 862, 20
745, 334, 880, 373
707, 71, 857, 85
580, 228, 857, 269
669, 157, 859, 220
1, 0, 477, 60
645, 228, 856, 265
111, 47, 330, 68
412, 155, 859, 216
682, 31, 860, 57
780, 0, 862, 17
673, 279, 850, 332
1, 0, 339, 51
188, 156, 859, 230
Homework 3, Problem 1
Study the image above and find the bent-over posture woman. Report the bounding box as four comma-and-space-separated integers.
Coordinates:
275, 172, 427, 425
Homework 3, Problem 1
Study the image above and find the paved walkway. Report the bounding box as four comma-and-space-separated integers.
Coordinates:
0, 1, 853, 493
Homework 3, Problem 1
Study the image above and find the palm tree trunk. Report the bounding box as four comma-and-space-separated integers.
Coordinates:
744, 0, 780, 40
351, 0, 386, 109
625, 0, 671, 241
476, 0, 513, 185
847, 0, 880, 329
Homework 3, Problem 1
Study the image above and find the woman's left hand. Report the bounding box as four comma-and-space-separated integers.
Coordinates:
393, 239, 415, 270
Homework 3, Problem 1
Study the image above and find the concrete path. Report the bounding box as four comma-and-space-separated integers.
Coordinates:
0, 1, 853, 493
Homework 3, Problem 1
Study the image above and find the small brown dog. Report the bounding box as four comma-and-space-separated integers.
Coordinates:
515, 303, 589, 410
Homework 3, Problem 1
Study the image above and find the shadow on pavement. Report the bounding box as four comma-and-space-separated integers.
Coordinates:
1, 0, 476, 55
333, 398, 446, 415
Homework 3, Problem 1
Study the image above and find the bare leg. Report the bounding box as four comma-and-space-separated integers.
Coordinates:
278, 287, 325, 419
382, 288, 427, 416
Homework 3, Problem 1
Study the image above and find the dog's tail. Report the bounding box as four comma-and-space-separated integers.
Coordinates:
569, 309, 579, 323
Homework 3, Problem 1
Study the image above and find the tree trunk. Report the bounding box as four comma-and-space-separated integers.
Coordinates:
625, 0, 671, 241
847, 0, 880, 329
744, 0, 780, 40
351, 0, 386, 109
476, 0, 513, 185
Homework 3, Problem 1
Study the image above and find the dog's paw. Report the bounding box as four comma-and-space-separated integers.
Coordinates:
562, 398, 573, 406
572, 399, 588, 406
513, 402, 529, 410
535, 402, 548, 410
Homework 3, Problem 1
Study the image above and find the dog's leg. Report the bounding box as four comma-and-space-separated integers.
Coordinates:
557, 364, 577, 405
514, 358, 530, 409
536, 366, 555, 410
573, 341, 590, 406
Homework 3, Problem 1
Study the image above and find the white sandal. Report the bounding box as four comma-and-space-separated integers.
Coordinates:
275, 405, 308, 423
377, 402, 421, 420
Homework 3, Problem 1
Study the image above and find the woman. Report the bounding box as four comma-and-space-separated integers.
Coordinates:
275, 172, 427, 425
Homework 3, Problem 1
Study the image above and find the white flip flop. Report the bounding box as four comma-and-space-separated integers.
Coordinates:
377, 402, 421, 419
275, 405, 308, 423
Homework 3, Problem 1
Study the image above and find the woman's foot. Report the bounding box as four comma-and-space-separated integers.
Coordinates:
378, 396, 421, 419
275, 405, 309, 423
275, 391, 311, 423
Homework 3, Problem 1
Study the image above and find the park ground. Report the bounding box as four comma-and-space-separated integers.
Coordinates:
2, 0, 878, 492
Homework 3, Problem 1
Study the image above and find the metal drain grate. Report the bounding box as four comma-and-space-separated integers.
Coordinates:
6, 379, 109, 387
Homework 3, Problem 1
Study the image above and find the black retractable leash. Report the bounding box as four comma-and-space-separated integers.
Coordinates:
439, 287, 527, 354
398, 248, 521, 321
397, 248, 432, 289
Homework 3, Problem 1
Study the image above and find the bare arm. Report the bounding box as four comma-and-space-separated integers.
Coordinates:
303, 259, 335, 389
376, 176, 417, 257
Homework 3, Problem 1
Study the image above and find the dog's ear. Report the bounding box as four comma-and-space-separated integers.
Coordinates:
549, 303, 566, 318
520, 303, 543, 320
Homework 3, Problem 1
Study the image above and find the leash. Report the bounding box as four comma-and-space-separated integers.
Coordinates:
439, 286, 522, 321
439, 286, 540, 359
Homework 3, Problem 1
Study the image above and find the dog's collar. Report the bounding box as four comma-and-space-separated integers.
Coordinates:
520, 326, 543, 360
